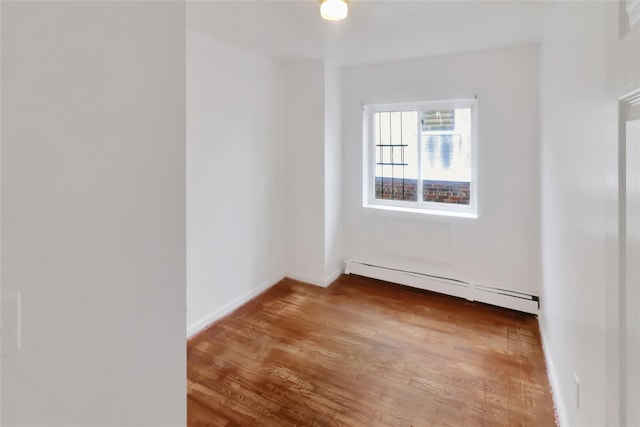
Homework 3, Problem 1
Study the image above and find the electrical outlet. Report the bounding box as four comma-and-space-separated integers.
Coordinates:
574, 373, 580, 409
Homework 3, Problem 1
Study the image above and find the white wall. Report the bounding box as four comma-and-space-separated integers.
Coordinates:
285, 61, 327, 285
610, 2, 640, 425
186, 46, 343, 335
539, 2, 613, 425
1, 2, 186, 425
604, 3, 624, 425
324, 62, 343, 282
342, 45, 540, 295
0, 2, 3, 420
186, 28, 287, 336
284, 60, 344, 287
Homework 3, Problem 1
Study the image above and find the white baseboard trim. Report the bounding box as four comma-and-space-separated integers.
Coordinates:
285, 269, 342, 289
186, 274, 285, 339
323, 268, 343, 287
286, 273, 326, 287
538, 315, 567, 427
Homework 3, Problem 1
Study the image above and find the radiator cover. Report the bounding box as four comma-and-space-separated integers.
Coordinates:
344, 259, 539, 314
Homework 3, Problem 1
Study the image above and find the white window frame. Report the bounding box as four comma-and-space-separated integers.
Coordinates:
362, 99, 478, 218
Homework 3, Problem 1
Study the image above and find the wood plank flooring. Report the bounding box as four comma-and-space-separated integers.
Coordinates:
187, 275, 556, 426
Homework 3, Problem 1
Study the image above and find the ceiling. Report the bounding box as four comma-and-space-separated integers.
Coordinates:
186, 0, 548, 67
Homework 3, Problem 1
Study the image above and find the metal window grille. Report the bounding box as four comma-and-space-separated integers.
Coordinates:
374, 111, 415, 201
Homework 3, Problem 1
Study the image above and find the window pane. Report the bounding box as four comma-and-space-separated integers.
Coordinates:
374, 111, 418, 201
421, 108, 471, 205
422, 109, 455, 131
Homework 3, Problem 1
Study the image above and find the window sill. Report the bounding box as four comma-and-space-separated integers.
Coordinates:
363, 203, 478, 219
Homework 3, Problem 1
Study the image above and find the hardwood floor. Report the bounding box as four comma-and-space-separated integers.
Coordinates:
187, 275, 556, 426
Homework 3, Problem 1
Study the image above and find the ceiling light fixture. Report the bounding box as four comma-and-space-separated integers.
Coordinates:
321, 0, 348, 21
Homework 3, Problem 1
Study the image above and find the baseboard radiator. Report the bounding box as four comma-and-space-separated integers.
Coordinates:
344, 259, 539, 315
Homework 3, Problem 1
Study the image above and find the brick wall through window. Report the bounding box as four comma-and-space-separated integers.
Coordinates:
375, 178, 470, 205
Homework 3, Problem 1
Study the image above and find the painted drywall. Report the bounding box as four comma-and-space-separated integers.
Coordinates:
284, 59, 344, 287
1, 2, 186, 425
342, 45, 541, 295
539, 2, 613, 425
324, 62, 344, 283
285, 61, 327, 285
610, 2, 640, 424
186, 28, 287, 335
0, 2, 3, 420
603, 2, 630, 425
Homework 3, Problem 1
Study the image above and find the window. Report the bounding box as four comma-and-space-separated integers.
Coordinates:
363, 99, 477, 217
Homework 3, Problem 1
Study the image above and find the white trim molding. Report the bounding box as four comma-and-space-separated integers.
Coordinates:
286, 269, 343, 288
186, 275, 284, 339
362, 98, 479, 218
538, 315, 568, 427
